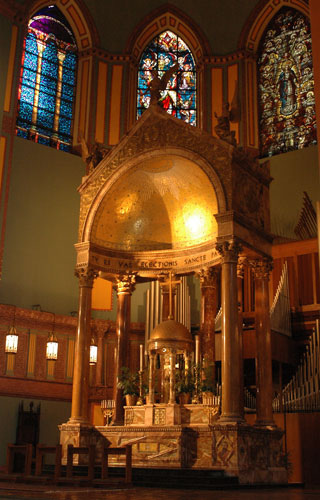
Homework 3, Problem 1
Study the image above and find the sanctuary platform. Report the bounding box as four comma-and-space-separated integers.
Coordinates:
60, 403, 287, 485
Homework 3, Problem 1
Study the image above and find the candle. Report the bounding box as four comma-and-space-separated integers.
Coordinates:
139, 344, 143, 371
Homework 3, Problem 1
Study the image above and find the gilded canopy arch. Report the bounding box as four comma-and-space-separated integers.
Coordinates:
84, 147, 227, 248
76, 106, 272, 276
76, 107, 235, 276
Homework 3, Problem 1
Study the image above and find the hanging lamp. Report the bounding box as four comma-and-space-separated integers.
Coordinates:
5, 326, 18, 354
46, 314, 58, 360
90, 336, 98, 365
5, 307, 18, 354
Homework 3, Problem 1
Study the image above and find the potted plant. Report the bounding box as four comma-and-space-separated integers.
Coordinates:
175, 368, 195, 404
200, 363, 216, 405
117, 367, 139, 406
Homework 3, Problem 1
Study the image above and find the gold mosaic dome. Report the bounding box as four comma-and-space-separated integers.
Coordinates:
91, 154, 218, 251
148, 319, 193, 352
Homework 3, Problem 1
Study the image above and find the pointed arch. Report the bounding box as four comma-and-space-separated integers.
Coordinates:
238, 0, 315, 156
15, 0, 99, 151
126, 4, 210, 64
258, 7, 316, 156
23, 0, 99, 50
126, 5, 210, 130
137, 31, 197, 125
239, 0, 309, 54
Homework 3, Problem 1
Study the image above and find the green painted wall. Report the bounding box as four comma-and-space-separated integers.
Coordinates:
269, 146, 320, 238
0, 137, 85, 315
0, 396, 70, 466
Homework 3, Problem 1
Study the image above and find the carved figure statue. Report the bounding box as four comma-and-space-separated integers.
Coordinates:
149, 63, 179, 105
80, 133, 108, 173
214, 102, 237, 147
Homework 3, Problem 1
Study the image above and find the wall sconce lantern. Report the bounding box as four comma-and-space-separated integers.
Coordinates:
90, 337, 98, 365
46, 332, 58, 360
5, 326, 19, 354
46, 314, 58, 361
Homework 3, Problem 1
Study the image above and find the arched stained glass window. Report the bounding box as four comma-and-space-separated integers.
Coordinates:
16, 6, 77, 152
258, 8, 316, 158
137, 30, 196, 125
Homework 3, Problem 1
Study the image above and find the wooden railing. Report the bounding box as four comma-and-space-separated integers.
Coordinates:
5, 443, 132, 485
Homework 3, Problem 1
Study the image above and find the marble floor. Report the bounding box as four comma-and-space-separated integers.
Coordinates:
0, 485, 320, 500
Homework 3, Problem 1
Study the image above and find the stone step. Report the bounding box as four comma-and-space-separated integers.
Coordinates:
1, 466, 239, 490
131, 467, 239, 489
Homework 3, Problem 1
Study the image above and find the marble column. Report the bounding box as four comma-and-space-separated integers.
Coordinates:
148, 351, 156, 404
112, 274, 135, 425
169, 349, 176, 404
237, 258, 246, 418
217, 241, 244, 423
184, 352, 191, 374
95, 325, 106, 386
70, 267, 97, 423
199, 267, 219, 369
161, 288, 170, 321
251, 258, 275, 427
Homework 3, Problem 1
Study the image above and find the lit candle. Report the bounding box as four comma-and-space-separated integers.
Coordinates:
139, 344, 143, 371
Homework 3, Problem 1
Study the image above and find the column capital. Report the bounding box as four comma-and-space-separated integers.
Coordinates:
216, 240, 242, 263
75, 267, 98, 287
198, 266, 220, 287
249, 257, 273, 280
90, 321, 109, 339
114, 273, 136, 295
57, 50, 66, 63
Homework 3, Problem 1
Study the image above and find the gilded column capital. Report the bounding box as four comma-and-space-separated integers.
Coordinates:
216, 240, 242, 264
114, 273, 136, 295
249, 258, 273, 280
75, 267, 98, 287
198, 266, 220, 287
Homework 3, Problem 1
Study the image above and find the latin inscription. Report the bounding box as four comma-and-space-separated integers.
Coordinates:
87, 250, 219, 273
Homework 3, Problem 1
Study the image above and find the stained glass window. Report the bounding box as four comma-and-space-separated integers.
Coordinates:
258, 8, 316, 158
137, 31, 196, 125
16, 6, 77, 152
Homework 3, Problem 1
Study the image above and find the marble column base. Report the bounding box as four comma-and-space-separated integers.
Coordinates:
59, 421, 97, 465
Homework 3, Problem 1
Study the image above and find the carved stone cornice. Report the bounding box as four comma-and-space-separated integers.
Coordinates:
114, 274, 136, 295
216, 240, 242, 264
249, 258, 273, 281
75, 267, 98, 287
198, 266, 220, 288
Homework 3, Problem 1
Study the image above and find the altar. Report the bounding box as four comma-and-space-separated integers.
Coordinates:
60, 403, 286, 484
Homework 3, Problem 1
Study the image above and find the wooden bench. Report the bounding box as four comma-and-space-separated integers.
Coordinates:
66, 444, 95, 481
35, 444, 62, 480
6, 444, 32, 475
101, 445, 132, 483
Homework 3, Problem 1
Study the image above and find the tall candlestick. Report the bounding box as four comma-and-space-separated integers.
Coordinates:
139, 344, 143, 371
